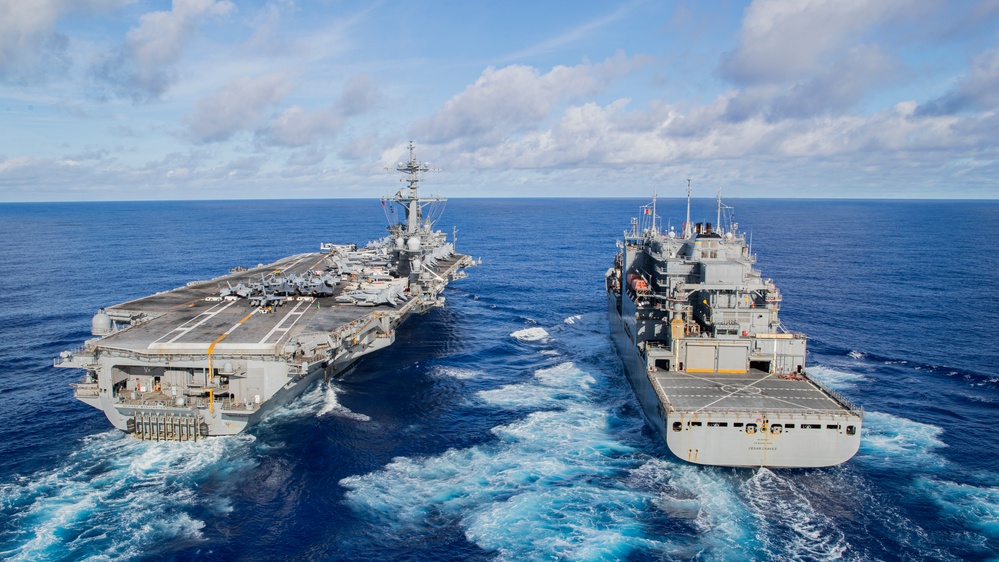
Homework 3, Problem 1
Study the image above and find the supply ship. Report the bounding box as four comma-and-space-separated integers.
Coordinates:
56, 143, 476, 440
607, 186, 862, 467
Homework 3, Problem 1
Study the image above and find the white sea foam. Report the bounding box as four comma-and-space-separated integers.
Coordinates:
433, 366, 483, 380
253, 381, 368, 424
477, 383, 560, 410
0, 431, 253, 561
341, 361, 661, 561
919, 477, 999, 543
476, 363, 596, 410
858, 411, 947, 471
257, 382, 326, 424
532, 361, 596, 390
741, 468, 851, 561
808, 365, 866, 390
510, 327, 550, 342
317, 384, 371, 421
629, 458, 755, 559
563, 314, 582, 325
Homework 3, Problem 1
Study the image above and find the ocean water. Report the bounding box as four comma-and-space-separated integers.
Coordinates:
0, 198, 997, 561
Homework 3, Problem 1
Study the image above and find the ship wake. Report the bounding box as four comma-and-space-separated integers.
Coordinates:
0, 432, 255, 561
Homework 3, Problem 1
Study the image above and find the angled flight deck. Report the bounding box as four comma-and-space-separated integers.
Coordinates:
56, 143, 477, 440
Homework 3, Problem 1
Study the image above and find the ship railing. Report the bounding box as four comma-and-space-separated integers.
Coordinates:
804, 373, 864, 415
668, 405, 862, 417
114, 393, 261, 413
83, 344, 284, 364
646, 369, 863, 417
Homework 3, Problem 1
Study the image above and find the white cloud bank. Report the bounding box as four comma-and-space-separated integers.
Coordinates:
1, 0, 998, 200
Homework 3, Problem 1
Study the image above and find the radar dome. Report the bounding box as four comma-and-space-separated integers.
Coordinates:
91, 309, 112, 336
407, 237, 421, 251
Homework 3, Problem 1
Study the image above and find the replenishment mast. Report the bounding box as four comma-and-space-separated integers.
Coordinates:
607, 185, 862, 467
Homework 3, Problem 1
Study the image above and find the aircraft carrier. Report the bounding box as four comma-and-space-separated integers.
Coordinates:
55, 143, 477, 440
607, 186, 862, 467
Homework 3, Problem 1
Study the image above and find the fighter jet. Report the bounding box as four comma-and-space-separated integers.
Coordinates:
249, 291, 286, 308
301, 274, 337, 297
218, 280, 252, 298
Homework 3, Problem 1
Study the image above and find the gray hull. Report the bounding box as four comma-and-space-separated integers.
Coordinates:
609, 293, 860, 468
607, 191, 862, 468
56, 143, 477, 441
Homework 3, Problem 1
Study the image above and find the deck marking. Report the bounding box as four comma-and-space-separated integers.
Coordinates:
160, 300, 239, 344
692, 372, 777, 413
207, 310, 256, 384
258, 300, 308, 344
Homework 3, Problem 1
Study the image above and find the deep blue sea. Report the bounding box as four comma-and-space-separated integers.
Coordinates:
1, 198, 997, 561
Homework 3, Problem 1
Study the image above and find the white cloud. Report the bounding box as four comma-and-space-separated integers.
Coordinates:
3, 1, 998, 200
261, 74, 380, 147
94, 0, 235, 100
186, 72, 291, 142
705, 1, 916, 122
438, 90, 990, 179
0, 0, 128, 82
919, 47, 999, 115
265, 105, 342, 147
768, 44, 900, 118
411, 52, 648, 144
718, 0, 913, 85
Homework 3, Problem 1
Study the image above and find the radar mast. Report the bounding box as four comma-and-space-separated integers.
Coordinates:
382, 141, 445, 235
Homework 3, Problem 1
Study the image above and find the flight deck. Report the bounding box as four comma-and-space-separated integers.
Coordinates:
56, 142, 477, 440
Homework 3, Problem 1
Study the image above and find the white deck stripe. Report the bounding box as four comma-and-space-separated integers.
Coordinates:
157, 300, 239, 344
258, 300, 308, 344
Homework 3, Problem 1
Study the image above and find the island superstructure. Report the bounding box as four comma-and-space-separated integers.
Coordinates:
607, 186, 862, 467
56, 142, 476, 440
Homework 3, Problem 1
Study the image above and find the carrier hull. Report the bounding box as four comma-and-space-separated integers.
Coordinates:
56, 143, 477, 440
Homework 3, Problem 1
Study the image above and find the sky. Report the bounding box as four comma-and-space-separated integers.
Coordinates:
1, 0, 999, 201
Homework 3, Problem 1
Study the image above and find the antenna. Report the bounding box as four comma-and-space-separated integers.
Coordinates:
652, 188, 658, 235
685, 179, 692, 238
382, 141, 445, 234
716, 188, 722, 235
